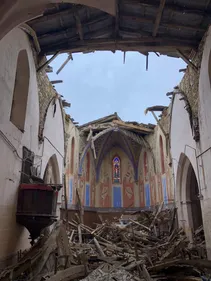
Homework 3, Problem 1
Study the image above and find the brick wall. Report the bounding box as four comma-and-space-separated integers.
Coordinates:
179, 32, 207, 118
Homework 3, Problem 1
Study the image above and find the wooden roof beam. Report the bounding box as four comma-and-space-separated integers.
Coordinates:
153, 0, 166, 37
42, 38, 196, 55
115, 0, 119, 38
121, 15, 206, 32
124, 0, 211, 18
37, 14, 111, 39
73, 9, 83, 40
51, 80, 63, 84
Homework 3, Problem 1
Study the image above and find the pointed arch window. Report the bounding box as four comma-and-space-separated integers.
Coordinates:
113, 156, 121, 183
70, 137, 75, 174
159, 135, 165, 174
144, 151, 148, 180
86, 152, 90, 182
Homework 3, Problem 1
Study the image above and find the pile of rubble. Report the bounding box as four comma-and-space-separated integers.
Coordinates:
0, 206, 209, 281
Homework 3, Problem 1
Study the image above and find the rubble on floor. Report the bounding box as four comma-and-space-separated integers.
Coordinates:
0, 206, 209, 281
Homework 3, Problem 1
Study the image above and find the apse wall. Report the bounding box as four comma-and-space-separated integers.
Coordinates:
95, 146, 138, 208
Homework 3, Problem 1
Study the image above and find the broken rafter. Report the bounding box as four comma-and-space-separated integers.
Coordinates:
150, 111, 167, 137
73, 9, 84, 41
177, 49, 198, 72
51, 80, 63, 84
56, 53, 73, 75
113, 120, 153, 133
80, 121, 153, 134
123, 51, 126, 64
37, 51, 60, 72
153, 0, 166, 37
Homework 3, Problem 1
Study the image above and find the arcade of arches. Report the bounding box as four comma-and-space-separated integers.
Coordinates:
1, 0, 211, 264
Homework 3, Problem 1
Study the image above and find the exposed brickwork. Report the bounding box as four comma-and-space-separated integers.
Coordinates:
179, 33, 207, 118
30, 44, 60, 141
37, 70, 57, 139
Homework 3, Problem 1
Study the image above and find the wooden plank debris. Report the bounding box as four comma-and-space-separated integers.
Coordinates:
51, 80, 63, 84
0, 208, 208, 281
37, 51, 60, 73
56, 53, 73, 75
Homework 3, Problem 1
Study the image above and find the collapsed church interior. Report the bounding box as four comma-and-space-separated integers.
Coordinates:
66, 111, 173, 210
2, 0, 211, 279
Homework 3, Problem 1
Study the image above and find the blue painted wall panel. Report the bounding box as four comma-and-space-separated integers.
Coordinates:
69, 178, 73, 204
113, 186, 122, 207
162, 177, 168, 205
85, 184, 90, 206
145, 183, 151, 207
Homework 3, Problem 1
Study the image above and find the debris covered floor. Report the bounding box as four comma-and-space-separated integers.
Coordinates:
0, 207, 208, 281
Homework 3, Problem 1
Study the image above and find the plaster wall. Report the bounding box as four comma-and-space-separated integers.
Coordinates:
170, 94, 197, 182
198, 26, 211, 256
78, 149, 96, 207
65, 122, 80, 205
143, 122, 174, 206
0, 28, 65, 265
170, 94, 199, 239
169, 27, 211, 256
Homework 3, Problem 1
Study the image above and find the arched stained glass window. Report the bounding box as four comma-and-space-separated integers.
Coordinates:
113, 156, 121, 183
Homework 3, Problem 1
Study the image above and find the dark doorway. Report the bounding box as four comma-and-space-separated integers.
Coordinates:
187, 162, 203, 231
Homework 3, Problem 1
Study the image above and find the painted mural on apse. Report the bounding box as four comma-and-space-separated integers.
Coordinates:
100, 171, 110, 207
123, 161, 134, 207
139, 177, 145, 207
150, 175, 156, 205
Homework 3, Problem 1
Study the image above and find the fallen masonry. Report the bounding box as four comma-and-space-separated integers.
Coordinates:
0, 206, 209, 281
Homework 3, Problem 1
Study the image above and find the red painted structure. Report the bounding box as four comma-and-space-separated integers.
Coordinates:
16, 183, 62, 244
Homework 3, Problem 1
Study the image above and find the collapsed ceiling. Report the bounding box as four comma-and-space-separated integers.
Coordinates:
27, 0, 211, 58
79, 113, 155, 178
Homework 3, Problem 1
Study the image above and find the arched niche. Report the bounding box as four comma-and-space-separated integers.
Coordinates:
176, 153, 203, 239
43, 154, 60, 184
10, 49, 30, 132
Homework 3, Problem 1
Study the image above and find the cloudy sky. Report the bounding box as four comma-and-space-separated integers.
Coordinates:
48, 51, 185, 125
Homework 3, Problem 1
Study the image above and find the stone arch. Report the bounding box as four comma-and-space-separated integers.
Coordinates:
176, 153, 203, 239
43, 154, 60, 184
10, 49, 30, 132
79, 127, 138, 179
